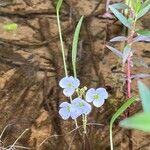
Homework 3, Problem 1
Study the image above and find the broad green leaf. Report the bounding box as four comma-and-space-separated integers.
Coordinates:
56, 0, 63, 12
109, 96, 137, 150
109, 5, 131, 28
138, 81, 150, 112
111, 3, 128, 10
122, 45, 131, 63
72, 16, 84, 78
2, 23, 18, 31
120, 113, 150, 132
136, 3, 150, 19
137, 30, 150, 36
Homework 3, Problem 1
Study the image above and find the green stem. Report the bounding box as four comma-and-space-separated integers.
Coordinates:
83, 115, 87, 134
110, 125, 113, 150
56, 11, 68, 77
56, 9, 79, 128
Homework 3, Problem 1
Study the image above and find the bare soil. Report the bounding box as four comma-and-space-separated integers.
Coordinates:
0, 0, 150, 150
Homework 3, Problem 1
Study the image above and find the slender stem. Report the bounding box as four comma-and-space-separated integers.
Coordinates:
82, 115, 87, 134
69, 97, 78, 128
127, 55, 131, 98
73, 67, 77, 79
110, 126, 113, 150
11, 129, 29, 148
56, 11, 68, 77
56, 10, 78, 128
0, 124, 11, 139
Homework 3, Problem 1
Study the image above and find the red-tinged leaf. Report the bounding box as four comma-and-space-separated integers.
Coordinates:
122, 45, 131, 63
110, 36, 127, 42
134, 35, 150, 42
106, 45, 123, 58
131, 74, 150, 79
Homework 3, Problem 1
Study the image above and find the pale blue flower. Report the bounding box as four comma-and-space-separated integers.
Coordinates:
59, 98, 92, 120
85, 88, 108, 107
59, 76, 80, 97
59, 102, 72, 120
72, 98, 92, 115
59, 101, 81, 120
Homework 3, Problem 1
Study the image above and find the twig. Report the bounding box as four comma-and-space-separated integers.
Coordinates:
0, 124, 12, 139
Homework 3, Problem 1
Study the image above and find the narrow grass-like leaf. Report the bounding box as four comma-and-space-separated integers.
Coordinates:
109, 5, 131, 28
138, 81, 150, 112
56, 0, 68, 76
120, 113, 150, 132
56, 0, 63, 12
122, 45, 131, 63
137, 30, 150, 36
111, 3, 128, 10
109, 96, 137, 150
2, 23, 18, 31
136, 3, 150, 19
110, 36, 127, 42
106, 45, 123, 58
72, 16, 84, 78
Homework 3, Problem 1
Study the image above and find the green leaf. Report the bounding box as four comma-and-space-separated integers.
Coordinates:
56, 0, 63, 12
2, 23, 18, 31
141, 0, 150, 9
135, 0, 142, 13
138, 81, 150, 112
72, 16, 84, 78
122, 44, 131, 63
111, 3, 128, 10
130, 0, 142, 12
136, 30, 150, 36
109, 96, 137, 150
120, 113, 150, 132
109, 5, 131, 28
136, 3, 150, 19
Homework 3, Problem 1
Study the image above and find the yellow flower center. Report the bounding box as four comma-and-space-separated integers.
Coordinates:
93, 94, 100, 100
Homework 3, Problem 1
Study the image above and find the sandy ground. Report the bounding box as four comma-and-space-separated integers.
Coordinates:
0, 0, 150, 150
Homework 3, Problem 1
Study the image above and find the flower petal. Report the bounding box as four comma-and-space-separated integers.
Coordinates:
93, 99, 105, 107
71, 97, 82, 104
59, 102, 70, 108
59, 107, 70, 120
85, 88, 96, 102
96, 88, 108, 99
82, 102, 92, 115
59, 77, 69, 88
70, 77, 80, 88
72, 98, 92, 115
63, 88, 75, 97
70, 107, 82, 119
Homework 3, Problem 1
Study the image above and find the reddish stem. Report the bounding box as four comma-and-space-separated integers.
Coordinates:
127, 55, 131, 98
